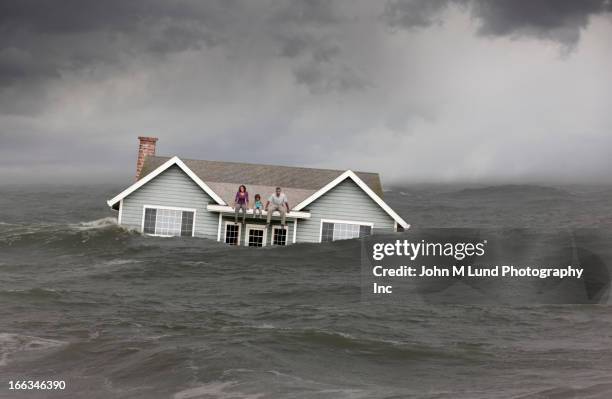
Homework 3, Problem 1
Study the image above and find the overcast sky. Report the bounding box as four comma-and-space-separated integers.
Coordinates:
1, 0, 611, 185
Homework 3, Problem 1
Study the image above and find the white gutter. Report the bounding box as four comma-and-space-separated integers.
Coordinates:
206, 204, 311, 219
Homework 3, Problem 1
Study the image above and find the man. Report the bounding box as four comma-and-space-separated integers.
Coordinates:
265, 186, 290, 227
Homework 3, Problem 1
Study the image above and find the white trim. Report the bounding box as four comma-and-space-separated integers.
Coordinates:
223, 221, 242, 246
107, 156, 226, 207
217, 213, 223, 241
245, 224, 267, 247
319, 220, 323, 243
271, 225, 289, 246
141, 206, 147, 233
117, 199, 123, 224
143, 204, 197, 212
141, 204, 197, 237
293, 170, 409, 229
292, 220, 297, 244
318, 218, 374, 243
320, 218, 374, 227
206, 204, 311, 219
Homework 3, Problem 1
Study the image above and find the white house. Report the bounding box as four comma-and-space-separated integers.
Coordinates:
107, 137, 409, 246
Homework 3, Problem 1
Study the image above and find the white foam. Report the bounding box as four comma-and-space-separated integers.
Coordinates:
70, 217, 118, 231
173, 381, 264, 399
103, 259, 143, 266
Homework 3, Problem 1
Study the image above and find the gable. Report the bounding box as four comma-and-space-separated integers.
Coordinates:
107, 156, 225, 209
119, 165, 220, 238
293, 170, 409, 228
304, 179, 392, 219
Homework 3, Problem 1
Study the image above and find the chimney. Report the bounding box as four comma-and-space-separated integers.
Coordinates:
136, 136, 158, 180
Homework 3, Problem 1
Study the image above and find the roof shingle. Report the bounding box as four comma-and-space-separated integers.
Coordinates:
139, 156, 384, 206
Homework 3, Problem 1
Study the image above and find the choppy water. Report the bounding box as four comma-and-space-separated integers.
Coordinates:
1, 184, 612, 399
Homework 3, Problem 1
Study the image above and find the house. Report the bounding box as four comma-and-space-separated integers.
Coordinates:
107, 137, 409, 246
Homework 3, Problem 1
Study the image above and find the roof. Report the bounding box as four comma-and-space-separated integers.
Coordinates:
108, 155, 409, 228
138, 155, 385, 206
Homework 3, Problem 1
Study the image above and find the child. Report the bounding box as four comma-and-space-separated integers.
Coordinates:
253, 194, 263, 218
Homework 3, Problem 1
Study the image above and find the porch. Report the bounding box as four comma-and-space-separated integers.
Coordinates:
207, 205, 309, 247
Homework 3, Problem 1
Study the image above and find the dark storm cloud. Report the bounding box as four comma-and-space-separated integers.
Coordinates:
293, 62, 368, 94
0, 0, 610, 184
0, 0, 230, 36
279, 35, 341, 62
269, 1, 365, 93
1, 0, 608, 97
271, 0, 343, 25
383, 0, 465, 29
278, 34, 365, 93
0, 0, 366, 113
0, 0, 227, 82
384, 0, 612, 46
0, 0, 241, 114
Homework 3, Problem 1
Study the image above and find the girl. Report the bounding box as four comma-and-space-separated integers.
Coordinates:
253, 194, 263, 218
234, 185, 249, 224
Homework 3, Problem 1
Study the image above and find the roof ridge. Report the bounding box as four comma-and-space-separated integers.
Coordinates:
149, 155, 380, 176
205, 180, 318, 191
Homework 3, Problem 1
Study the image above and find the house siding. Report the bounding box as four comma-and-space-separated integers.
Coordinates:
120, 165, 219, 238
117, 167, 397, 244
295, 179, 396, 243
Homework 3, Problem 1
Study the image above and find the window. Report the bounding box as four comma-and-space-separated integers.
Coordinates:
247, 228, 265, 247
333, 222, 360, 240
320, 220, 373, 242
181, 211, 194, 237
143, 208, 157, 234
142, 206, 195, 237
321, 222, 334, 242
225, 223, 241, 245
272, 226, 287, 246
359, 225, 372, 238
244, 225, 267, 247
156, 208, 182, 236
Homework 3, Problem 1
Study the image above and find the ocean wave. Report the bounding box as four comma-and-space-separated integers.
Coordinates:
516, 382, 612, 399
173, 381, 264, 399
451, 184, 570, 198
255, 327, 484, 362
69, 217, 119, 231
0, 288, 72, 304
102, 258, 144, 266
0, 333, 67, 366
0, 218, 137, 249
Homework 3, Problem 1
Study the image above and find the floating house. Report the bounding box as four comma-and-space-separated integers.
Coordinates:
107, 137, 409, 246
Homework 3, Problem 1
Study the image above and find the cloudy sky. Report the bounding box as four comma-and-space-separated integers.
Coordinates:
1, 0, 611, 184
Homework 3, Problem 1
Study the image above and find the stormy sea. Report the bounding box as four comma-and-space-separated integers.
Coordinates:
1, 183, 612, 399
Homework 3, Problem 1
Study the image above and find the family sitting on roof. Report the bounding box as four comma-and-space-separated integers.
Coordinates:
234, 185, 290, 227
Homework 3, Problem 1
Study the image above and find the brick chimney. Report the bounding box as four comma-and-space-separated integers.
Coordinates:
136, 136, 158, 180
